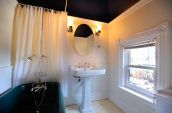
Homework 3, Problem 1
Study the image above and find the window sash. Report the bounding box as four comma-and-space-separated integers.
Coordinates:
126, 82, 154, 97
124, 44, 156, 98
126, 66, 154, 97
129, 65, 155, 70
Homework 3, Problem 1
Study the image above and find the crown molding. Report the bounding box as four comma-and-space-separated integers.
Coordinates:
111, 0, 153, 23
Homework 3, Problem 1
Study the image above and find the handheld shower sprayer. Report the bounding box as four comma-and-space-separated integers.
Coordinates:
31, 84, 47, 92
31, 71, 48, 113
31, 72, 47, 92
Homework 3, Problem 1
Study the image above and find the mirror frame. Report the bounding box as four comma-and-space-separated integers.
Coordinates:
73, 24, 94, 56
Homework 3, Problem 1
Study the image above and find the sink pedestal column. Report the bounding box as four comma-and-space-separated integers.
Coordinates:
80, 77, 92, 113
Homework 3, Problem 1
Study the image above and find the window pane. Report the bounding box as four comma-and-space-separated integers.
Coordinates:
130, 46, 155, 66
129, 67, 154, 92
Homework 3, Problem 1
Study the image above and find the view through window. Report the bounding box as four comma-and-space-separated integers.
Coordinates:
126, 44, 155, 94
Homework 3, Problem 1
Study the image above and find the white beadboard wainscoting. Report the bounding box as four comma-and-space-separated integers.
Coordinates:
0, 66, 12, 94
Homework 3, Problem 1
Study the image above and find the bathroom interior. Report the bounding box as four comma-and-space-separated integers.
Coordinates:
0, 0, 172, 113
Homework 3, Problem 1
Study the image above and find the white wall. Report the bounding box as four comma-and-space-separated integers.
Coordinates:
0, 0, 17, 67
65, 16, 109, 105
108, 0, 172, 113
0, 66, 12, 94
0, 0, 17, 94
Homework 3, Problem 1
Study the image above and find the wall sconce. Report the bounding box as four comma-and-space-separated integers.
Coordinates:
67, 19, 74, 32
95, 24, 102, 36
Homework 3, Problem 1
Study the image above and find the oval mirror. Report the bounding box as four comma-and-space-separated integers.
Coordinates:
74, 24, 94, 56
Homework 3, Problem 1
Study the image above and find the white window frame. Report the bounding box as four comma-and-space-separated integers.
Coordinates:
123, 43, 156, 98
119, 34, 158, 98
118, 22, 172, 99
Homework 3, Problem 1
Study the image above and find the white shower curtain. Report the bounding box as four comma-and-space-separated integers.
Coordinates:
12, 4, 68, 96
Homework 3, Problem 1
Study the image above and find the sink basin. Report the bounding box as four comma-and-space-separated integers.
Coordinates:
71, 67, 105, 78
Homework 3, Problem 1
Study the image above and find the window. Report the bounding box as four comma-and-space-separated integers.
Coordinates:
124, 42, 156, 97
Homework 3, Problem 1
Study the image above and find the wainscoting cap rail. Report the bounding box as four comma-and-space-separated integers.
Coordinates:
0, 66, 13, 69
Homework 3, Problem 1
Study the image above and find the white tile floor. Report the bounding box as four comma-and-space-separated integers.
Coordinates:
65, 99, 124, 113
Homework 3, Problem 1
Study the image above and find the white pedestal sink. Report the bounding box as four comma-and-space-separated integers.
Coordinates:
71, 66, 106, 113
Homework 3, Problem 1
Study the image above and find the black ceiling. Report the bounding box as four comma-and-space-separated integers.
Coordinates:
17, 0, 139, 23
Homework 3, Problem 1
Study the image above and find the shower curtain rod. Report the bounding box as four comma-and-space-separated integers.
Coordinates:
65, 0, 68, 12
18, 0, 68, 12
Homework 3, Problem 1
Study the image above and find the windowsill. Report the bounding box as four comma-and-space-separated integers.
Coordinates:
119, 87, 154, 105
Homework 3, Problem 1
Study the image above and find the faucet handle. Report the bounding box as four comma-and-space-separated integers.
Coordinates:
84, 62, 90, 68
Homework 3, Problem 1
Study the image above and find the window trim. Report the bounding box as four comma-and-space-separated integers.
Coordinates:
126, 81, 154, 97
124, 42, 155, 49
123, 43, 156, 98
118, 22, 170, 100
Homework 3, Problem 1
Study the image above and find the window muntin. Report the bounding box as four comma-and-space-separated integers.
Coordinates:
124, 43, 156, 96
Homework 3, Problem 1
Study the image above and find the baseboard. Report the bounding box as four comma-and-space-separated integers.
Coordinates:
108, 92, 139, 113
65, 92, 107, 106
